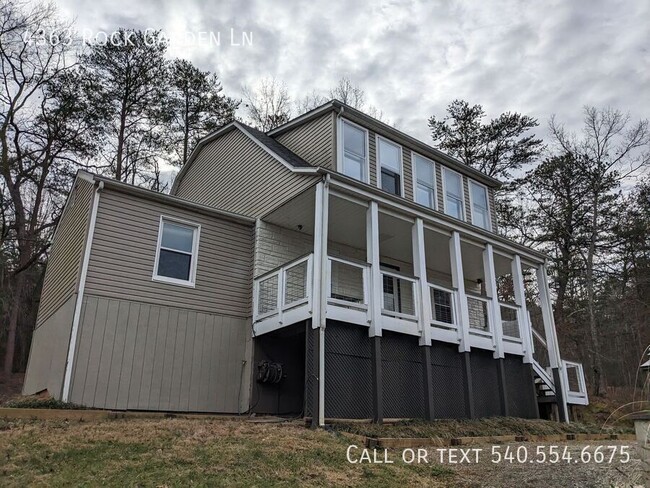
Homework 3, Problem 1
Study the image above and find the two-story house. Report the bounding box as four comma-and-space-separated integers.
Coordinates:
23, 100, 588, 424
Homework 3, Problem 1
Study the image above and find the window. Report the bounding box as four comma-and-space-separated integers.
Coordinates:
341, 120, 368, 182
469, 181, 491, 230
377, 137, 402, 195
414, 153, 436, 209
443, 168, 464, 220
153, 217, 200, 286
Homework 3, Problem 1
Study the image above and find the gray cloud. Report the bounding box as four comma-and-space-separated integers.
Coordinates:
57, 0, 650, 143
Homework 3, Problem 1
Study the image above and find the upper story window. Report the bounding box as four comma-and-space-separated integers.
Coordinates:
469, 181, 491, 230
377, 137, 402, 196
153, 217, 201, 287
413, 153, 436, 209
341, 120, 368, 182
443, 167, 465, 220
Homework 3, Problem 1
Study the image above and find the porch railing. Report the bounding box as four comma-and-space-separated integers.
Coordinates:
563, 360, 589, 405
253, 254, 313, 323
380, 269, 418, 321
499, 302, 521, 340
327, 256, 369, 310
467, 294, 490, 333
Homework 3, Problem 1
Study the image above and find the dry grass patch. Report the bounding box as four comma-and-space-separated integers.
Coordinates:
331, 416, 633, 439
0, 418, 451, 487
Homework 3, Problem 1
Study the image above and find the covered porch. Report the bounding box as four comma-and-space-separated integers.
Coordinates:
251, 179, 587, 424
253, 183, 533, 358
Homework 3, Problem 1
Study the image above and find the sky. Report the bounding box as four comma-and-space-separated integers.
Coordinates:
55, 0, 650, 145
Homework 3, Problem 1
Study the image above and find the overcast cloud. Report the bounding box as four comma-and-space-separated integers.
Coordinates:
56, 0, 649, 143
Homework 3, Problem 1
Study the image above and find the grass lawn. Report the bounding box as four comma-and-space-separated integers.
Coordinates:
0, 417, 452, 487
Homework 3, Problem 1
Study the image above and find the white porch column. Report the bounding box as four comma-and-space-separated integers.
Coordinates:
536, 263, 569, 423
449, 231, 470, 352
412, 218, 432, 345
512, 255, 533, 363
367, 201, 382, 337
483, 243, 504, 358
311, 179, 329, 426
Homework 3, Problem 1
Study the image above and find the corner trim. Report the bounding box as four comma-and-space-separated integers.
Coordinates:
61, 181, 103, 401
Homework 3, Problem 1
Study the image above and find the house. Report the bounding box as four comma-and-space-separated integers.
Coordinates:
23, 100, 589, 424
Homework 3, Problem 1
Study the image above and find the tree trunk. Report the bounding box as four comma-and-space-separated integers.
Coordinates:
586, 193, 605, 396
3, 272, 25, 377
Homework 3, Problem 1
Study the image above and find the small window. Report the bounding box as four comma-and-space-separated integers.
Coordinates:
414, 153, 436, 209
377, 138, 402, 195
153, 217, 200, 286
470, 181, 491, 230
443, 168, 465, 220
341, 120, 367, 182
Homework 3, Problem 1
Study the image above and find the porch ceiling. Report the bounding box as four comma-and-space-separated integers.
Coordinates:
264, 186, 316, 236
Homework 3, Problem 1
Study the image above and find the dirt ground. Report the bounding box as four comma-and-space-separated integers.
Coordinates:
442, 441, 647, 487
0, 374, 23, 404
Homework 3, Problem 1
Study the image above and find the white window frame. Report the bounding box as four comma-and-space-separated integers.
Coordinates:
152, 215, 201, 288
337, 118, 370, 184
412, 151, 437, 210
375, 135, 404, 197
441, 166, 466, 221
468, 180, 492, 231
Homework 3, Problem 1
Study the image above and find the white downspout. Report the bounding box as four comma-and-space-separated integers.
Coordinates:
61, 180, 103, 402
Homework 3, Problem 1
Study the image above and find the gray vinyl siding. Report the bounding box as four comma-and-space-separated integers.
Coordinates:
84, 188, 253, 318
275, 113, 335, 169
68, 294, 250, 412
36, 177, 93, 326
489, 188, 498, 233
22, 294, 77, 397
174, 129, 318, 217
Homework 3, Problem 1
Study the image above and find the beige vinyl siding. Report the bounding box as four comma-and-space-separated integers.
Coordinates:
275, 112, 335, 169
403, 150, 413, 201
368, 130, 377, 186
23, 294, 78, 397
489, 188, 498, 233
463, 177, 472, 224
36, 177, 94, 326
68, 294, 251, 412
174, 129, 317, 217
436, 164, 444, 210
84, 188, 253, 318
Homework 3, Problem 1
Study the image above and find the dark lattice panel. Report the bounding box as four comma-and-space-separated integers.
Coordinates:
504, 355, 538, 418
471, 350, 502, 418
304, 322, 315, 417
430, 343, 467, 419
381, 332, 425, 419
324, 321, 373, 419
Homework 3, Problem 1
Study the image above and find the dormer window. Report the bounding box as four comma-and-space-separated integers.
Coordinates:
443, 167, 465, 220
341, 120, 368, 182
377, 137, 402, 196
469, 181, 491, 230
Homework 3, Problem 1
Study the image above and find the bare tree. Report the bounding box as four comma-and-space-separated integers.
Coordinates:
0, 1, 102, 376
241, 77, 291, 131
550, 107, 650, 395
294, 90, 327, 115
328, 77, 366, 108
